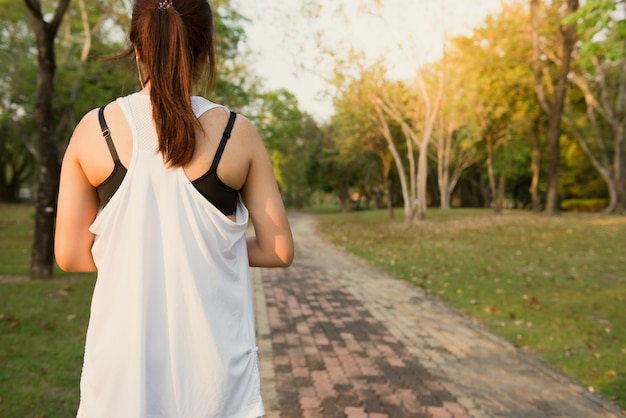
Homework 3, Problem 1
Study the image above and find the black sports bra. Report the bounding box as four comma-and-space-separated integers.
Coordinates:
95, 107, 240, 215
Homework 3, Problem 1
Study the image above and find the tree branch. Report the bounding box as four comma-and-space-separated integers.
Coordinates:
23, 0, 43, 21
51, 0, 71, 33
531, 0, 552, 114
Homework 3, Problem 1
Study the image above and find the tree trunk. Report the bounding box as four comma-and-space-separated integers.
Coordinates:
376, 150, 395, 220
530, 116, 542, 212
383, 174, 394, 219
416, 139, 429, 221
25, 0, 71, 279
486, 134, 501, 215
531, 0, 579, 216
614, 124, 625, 214
370, 99, 412, 221
338, 182, 349, 213
497, 175, 506, 212
437, 123, 452, 209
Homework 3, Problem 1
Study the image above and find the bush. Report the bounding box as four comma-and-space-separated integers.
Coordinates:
561, 198, 608, 212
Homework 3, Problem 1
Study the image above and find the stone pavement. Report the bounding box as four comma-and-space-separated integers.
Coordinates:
251, 213, 624, 418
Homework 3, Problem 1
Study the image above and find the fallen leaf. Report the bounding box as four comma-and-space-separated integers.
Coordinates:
484, 305, 499, 314
7, 315, 19, 330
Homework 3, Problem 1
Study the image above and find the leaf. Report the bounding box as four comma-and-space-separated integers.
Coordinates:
484, 305, 499, 314
6, 315, 19, 330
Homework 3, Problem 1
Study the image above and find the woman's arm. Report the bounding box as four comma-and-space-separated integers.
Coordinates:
55, 119, 100, 272
239, 118, 294, 268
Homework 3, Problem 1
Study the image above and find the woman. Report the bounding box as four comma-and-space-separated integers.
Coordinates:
55, 0, 293, 416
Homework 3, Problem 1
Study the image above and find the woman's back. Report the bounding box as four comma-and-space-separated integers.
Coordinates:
74, 93, 264, 418
54, 1, 293, 415
73, 91, 251, 221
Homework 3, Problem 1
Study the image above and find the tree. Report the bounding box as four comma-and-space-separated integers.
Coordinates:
531, 0, 580, 215
0, 6, 38, 201
332, 63, 403, 218
211, 0, 261, 111
24, 0, 71, 279
455, 5, 540, 213
370, 59, 445, 221
564, 0, 626, 214
253, 89, 318, 208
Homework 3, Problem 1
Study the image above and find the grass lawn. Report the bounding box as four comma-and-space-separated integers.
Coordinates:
0, 204, 95, 417
1, 203, 625, 414
316, 207, 626, 411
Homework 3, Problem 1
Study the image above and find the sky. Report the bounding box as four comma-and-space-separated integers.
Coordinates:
234, 0, 504, 120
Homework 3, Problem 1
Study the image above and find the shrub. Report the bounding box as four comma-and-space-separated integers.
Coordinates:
561, 198, 608, 212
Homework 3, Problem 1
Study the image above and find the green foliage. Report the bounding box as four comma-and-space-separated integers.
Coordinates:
250, 89, 323, 208
562, 198, 610, 212
568, 0, 626, 67
561, 139, 611, 199
318, 209, 626, 409
210, 0, 261, 109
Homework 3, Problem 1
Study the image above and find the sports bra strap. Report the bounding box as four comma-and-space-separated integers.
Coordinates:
98, 106, 121, 163
209, 111, 237, 172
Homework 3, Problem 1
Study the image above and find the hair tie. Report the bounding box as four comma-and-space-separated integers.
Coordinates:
158, 0, 172, 9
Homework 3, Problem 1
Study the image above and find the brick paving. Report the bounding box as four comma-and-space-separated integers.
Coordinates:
252, 213, 624, 418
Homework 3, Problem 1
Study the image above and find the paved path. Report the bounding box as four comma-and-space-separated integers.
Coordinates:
252, 213, 623, 418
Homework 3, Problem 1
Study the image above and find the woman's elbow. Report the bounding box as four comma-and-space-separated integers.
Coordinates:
55, 243, 96, 272
55, 255, 95, 273
276, 236, 294, 267
277, 247, 294, 267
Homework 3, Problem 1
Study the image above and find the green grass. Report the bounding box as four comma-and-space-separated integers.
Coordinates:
0, 204, 35, 276
316, 208, 626, 410
2, 203, 625, 414
0, 204, 95, 417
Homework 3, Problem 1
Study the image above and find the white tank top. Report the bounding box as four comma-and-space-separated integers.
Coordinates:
78, 93, 264, 418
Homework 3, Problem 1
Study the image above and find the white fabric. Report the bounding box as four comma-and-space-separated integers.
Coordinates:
78, 93, 264, 418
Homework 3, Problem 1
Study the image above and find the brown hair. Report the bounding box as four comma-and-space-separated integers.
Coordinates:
120, 0, 216, 166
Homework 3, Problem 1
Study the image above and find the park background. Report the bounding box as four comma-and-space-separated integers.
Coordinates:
0, 0, 625, 416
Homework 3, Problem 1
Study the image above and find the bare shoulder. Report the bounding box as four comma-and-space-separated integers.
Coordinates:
72, 108, 101, 140
65, 108, 103, 157
198, 107, 265, 154
68, 101, 125, 154
230, 112, 265, 153
64, 103, 124, 187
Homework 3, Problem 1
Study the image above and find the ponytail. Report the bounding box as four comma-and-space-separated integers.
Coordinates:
145, 6, 196, 166
121, 0, 217, 167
